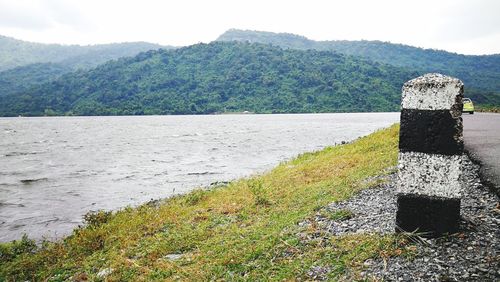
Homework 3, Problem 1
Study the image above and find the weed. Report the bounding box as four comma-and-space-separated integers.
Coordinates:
0, 234, 37, 263
248, 179, 271, 206
183, 189, 207, 206
83, 210, 112, 227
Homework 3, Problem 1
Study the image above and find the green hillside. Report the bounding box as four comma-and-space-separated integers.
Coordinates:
0, 35, 175, 97
0, 42, 417, 116
217, 29, 500, 104
0, 63, 70, 97
2, 31, 498, 116
0, 35, 169, 72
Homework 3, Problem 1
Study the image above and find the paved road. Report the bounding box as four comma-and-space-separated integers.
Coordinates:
463, 112, 500, 195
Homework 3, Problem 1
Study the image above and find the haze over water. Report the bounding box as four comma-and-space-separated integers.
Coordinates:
0, 113, 398, 242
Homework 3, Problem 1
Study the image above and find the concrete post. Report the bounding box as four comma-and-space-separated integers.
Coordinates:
396, 73, 464, 238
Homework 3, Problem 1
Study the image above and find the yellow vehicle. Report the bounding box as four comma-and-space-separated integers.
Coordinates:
463, 98, 474, 114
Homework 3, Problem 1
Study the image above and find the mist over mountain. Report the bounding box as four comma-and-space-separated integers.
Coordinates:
0, 35, 173, 72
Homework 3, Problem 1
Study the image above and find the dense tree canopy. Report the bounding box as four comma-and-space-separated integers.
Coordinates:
0, 42, 419, 116
0, 63, 70, 97
1, 29, 499, 117
0, 35, 175, 98
217, 29, 500, 104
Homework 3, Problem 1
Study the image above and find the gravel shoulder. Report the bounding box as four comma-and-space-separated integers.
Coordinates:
309, 155, 500, 281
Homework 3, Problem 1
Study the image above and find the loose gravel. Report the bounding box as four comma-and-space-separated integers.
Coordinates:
306, 155, 500, 281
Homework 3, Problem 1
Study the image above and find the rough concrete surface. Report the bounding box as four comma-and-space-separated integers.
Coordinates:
397, 152, 462, 198
399, 109, 463, 155
395, 193, 461, 237
397, 73, 464, 237
401, 73, 463, 113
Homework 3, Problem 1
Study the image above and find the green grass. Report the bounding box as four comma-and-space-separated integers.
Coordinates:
0, 124, 413, 281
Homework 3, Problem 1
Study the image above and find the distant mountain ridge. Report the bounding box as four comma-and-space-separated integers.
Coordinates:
0, 35, 172, 72
217, 29, 500, 103
0, 35, 176, 97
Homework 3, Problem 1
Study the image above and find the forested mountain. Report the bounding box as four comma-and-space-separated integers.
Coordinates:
2, 31, 499, 117
0, 35, 174, 97
217, 29, 500, 103
0, 63, 70, 97
0, 35, 169, 72
0, 42, 418, 116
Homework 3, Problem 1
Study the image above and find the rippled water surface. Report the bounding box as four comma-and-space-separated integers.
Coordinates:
0, 113, 398, 241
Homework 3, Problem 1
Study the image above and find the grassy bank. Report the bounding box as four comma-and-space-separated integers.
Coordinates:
0, 124, 410, 281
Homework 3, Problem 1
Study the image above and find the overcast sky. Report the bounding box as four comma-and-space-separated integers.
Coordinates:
0, 0, 499, 55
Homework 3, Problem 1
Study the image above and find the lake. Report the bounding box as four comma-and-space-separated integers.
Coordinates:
0, 113, 399, 242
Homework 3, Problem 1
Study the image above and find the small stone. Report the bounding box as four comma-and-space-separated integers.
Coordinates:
97, 268, 113, 278
164, 254, 183, 260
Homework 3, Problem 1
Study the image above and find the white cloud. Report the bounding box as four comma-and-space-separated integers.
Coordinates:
0, 0, 498, 54
0, 1, 53, 30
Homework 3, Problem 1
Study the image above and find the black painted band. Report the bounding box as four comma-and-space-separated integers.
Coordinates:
395, 193, 460, 238
399, 109, 463, 155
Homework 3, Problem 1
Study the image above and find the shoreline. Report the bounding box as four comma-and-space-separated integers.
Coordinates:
0, 113, 399, 242
1, 111, 400, 118
1, 125, 401, 280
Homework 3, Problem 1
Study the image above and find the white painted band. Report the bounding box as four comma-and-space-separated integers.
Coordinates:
401, 73, 463, 111
397, 151, 462, 198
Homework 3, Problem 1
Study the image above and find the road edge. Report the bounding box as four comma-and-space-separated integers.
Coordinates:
464, 149, 500, 197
